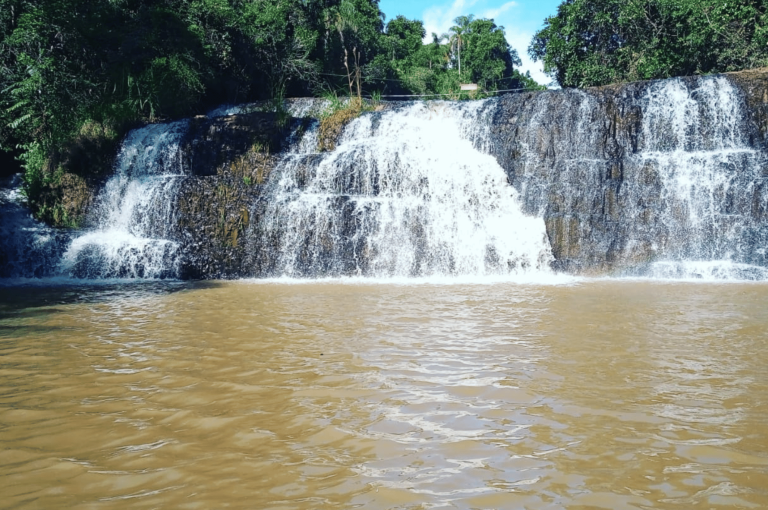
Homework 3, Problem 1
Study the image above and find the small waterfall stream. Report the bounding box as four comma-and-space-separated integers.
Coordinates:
60, 120, 189, 278
0, 175, 70, 278
636, 77, 768, 278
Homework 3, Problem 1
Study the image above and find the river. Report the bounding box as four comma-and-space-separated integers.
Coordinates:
1, 279, 766, 508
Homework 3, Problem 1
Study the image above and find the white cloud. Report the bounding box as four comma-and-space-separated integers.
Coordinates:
422, 0, 478, 40
480, 1, 516, 21
503, 26, 552, 87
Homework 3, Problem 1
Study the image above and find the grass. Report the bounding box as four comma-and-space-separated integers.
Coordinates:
317, 95, 372, 152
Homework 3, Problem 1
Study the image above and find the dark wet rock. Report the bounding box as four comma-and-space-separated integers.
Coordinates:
488, 69, 768, 275
182, 112, 290, 177
167, 113, 292, 278
172, 175, 262, 278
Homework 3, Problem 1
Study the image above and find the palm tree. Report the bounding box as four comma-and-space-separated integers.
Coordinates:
448, 15, 474, 78
329, 0, 362, 98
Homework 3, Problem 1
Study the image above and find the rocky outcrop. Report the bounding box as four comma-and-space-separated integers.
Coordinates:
488, 69, 768, 275
152, 71, 768, 278
182, 112, 291, 176
169, 112, 289, 278
6, 72, 768, 280
173, 175, 261, 278
727, 68, 768, 147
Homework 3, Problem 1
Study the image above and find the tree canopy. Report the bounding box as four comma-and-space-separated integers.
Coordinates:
0, 0, 540, 215
530, 0, 768, 88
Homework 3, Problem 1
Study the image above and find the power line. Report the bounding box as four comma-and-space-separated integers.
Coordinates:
317, 71, 543, 88
369, 86, 540, 98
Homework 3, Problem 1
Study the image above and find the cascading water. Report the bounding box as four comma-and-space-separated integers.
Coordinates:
635, 77, 768, 279
60, 120, 190, 278
492, 74, 768, 281
0, 175, 70, 278
4, 74, 768, 281
253, 101, 554, 278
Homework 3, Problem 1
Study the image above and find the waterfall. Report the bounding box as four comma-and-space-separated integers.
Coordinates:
4, 74, 768, 281
60, 120, 190, 279
253, 101, 554, 278
0, 175, 70, 278
634, 77, 768, 279
492, 74, 768, 281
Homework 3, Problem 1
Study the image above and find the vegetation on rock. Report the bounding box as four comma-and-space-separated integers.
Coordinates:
317, 96, 374, 152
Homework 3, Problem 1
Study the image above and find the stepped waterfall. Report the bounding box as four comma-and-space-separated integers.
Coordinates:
61, 121, 190, 278
638, 78, 768, 278
253, 101, 552, 278
2, 73, 768, 281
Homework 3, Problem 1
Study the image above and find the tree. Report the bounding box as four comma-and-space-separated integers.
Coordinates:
323, 0, 384, 97
383, 15, 424, 63
447, 14, 474, 78
530, 0, 768, 88
463, 18, 521, 90
242, 0, 318, 100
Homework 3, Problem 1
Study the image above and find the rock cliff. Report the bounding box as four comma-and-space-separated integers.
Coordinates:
5, 70, 768, 279
160, 69, 768, 278
488, 69, 768, 275
172, 112, 288, 278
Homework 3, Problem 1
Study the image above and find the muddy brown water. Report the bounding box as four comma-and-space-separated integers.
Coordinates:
0, 279, 767, 509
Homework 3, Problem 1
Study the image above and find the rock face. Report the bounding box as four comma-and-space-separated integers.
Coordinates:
171, 112, 288, 278
5, 71, 768, 279
488, 70, 768, 275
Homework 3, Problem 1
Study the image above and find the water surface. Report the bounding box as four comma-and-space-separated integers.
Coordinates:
1, 280, 767, 508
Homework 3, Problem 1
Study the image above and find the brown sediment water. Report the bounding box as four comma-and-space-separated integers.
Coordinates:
0, 279, 767, 508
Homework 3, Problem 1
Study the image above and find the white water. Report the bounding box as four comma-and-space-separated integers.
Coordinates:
5, 77, 768, 282
0, 175, 69, 278
637, 77, 768, 278
257, 101, 554, 278
60, 120, 189, 278
207, 98, 332, 119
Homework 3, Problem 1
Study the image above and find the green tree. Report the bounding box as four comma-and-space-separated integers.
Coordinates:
530, 0, 768, 88
463, 18, 522, 90
447, 15, 474, 78
383, 15, 425, 63
241, 0, 319, 100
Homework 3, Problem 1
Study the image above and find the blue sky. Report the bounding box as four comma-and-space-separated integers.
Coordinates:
378, 0, 562, 85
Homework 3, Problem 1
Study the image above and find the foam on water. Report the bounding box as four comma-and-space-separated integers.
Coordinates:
238, 272, 579, 287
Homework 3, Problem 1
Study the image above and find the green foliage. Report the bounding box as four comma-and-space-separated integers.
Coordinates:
462, 18, 521, 90
530, 0, 768, 88
373, 14, 535, 98
320, 90, 345, 116
0, 0, 544, 223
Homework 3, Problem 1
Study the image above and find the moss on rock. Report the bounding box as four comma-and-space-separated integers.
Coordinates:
317, 98, 368, 152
